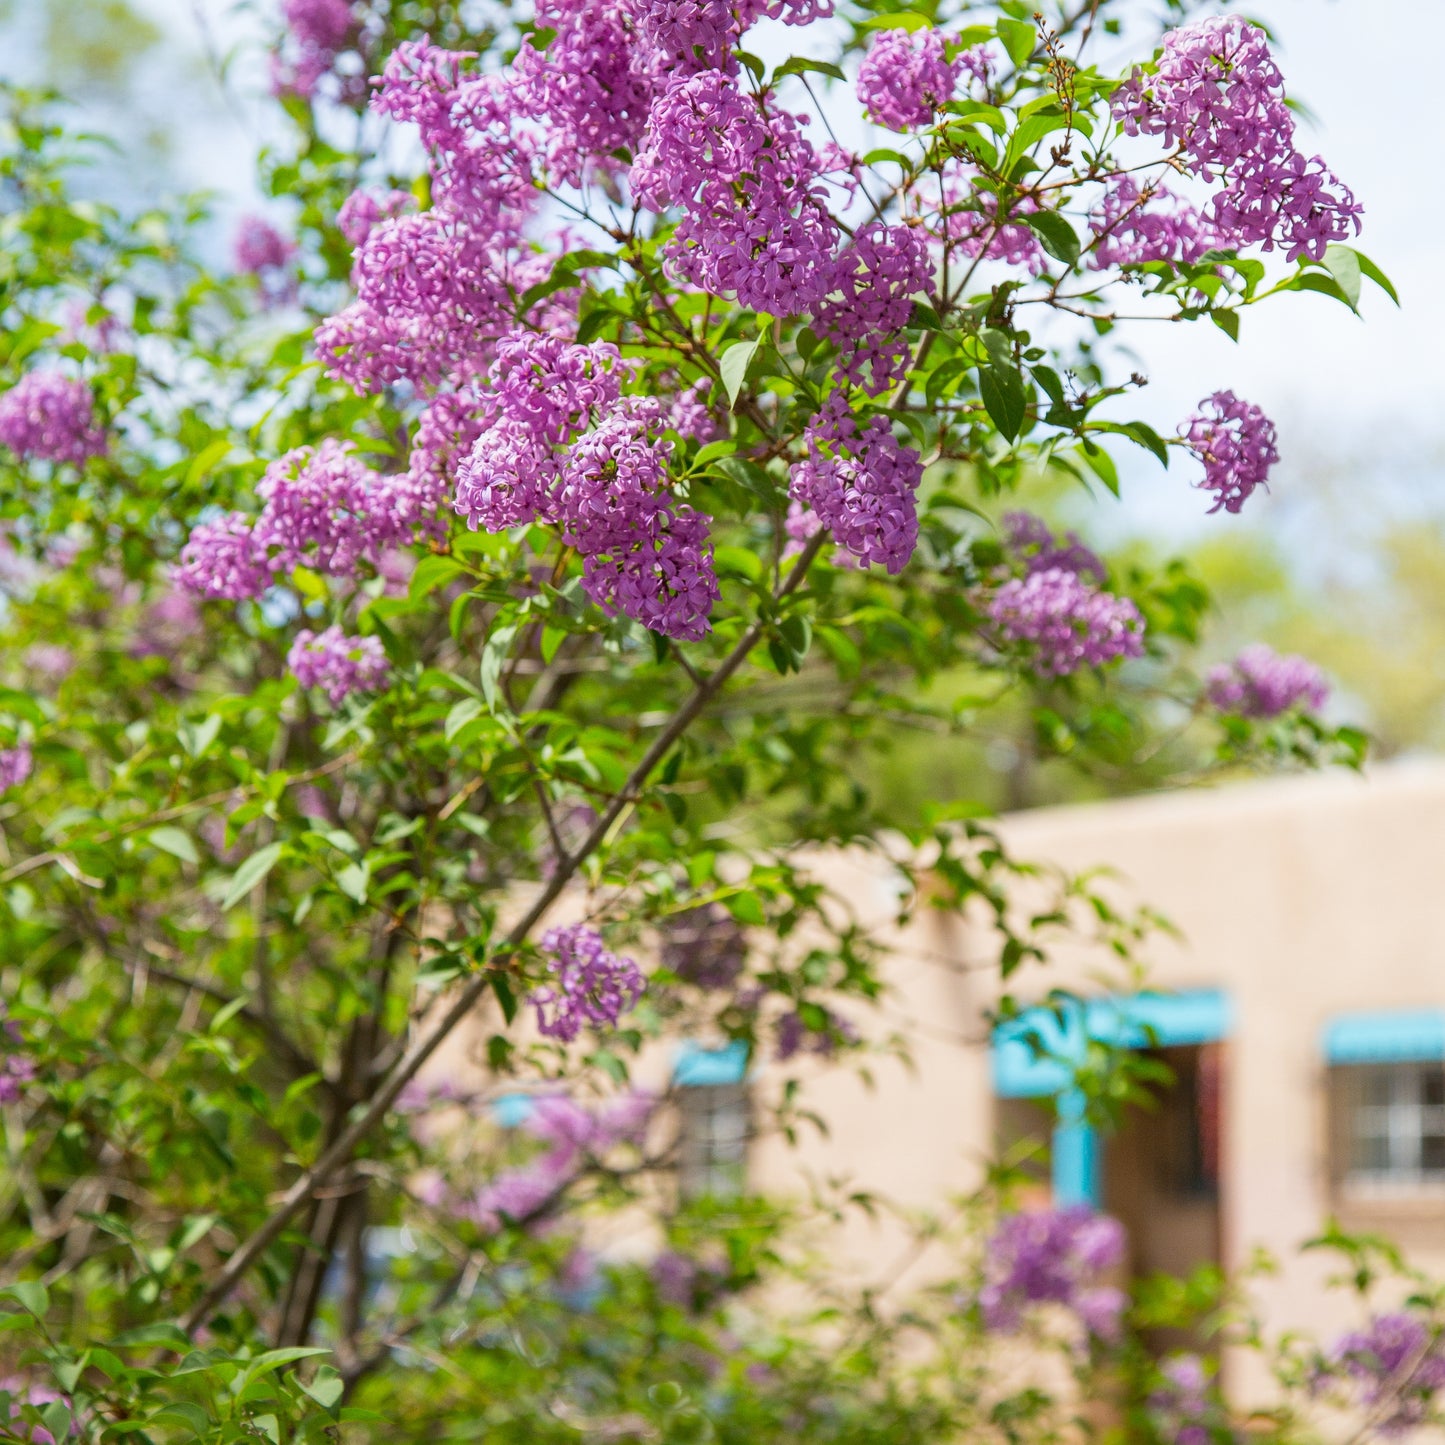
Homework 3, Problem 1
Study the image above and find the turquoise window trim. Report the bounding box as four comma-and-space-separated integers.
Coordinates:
491, 1092, 536, 1128
1052, 1089, 1101, 1207
1323, 1009, 1445, 1065
993, 988, 1231, 1099
674, 1039, 750, 1087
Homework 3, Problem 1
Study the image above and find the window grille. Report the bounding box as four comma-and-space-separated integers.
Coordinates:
677, 1082, 750, 1200
1333, 1061, 1445, 1189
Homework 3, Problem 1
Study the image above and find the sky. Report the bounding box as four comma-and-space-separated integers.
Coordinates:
4, 0, 1440, 557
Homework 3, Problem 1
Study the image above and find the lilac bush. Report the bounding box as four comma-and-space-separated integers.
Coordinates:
0, 0, 1391, 1438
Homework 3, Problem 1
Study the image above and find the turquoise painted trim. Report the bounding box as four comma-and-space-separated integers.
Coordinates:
993, 989, 1230, 1098
1323, 1010, 1445, 1065
492, 1092, 536, 1128
1052, 1090, 1101, 1207
674, 1039, 750, 1087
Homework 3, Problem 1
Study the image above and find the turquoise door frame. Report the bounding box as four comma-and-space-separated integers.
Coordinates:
992, 990, 1231, 1207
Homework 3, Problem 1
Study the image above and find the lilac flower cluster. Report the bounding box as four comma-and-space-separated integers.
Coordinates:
634, 70, 838, 315
1147, 1355, 1228, 1445
815, 223, 933, 395
530, 924, 646, 1043
1112, 16, 1361, 262
856, 28, 957, 131
988, 568, 1144, 676
455, 335, 720, 639
336, 187, 413, 246
0, 742, 32, 791
1088, 177, 1223, 270
460, 1091, 653, 1231
1180, 390, 1278, 514
1329, 1313, 1445, 1437
0, 1007, 37, 1105
0, 1379, 66, 1445
980, 1206, 1126, 1340
789, 396, 923, 574
175, 442, 441, 600
1003, 511, 1105, 583
1206, 644, 1327, 719
776, 1006, 857, 1061
274, 0, 356, 99
0, 371, 106, 466
233, 216, 294, 275
661, 904, 747, 991
286, 627, 391, 706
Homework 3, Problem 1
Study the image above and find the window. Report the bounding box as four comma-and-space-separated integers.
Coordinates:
677, 1082, 750, 1200
1335, 1062, 1445, 1189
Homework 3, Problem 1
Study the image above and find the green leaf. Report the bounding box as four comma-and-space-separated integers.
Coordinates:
480, 623, 519, 714
1210, 307, 1240, 342
302, 1366, 344, 1411
2, 1282, 48, 1318
860, 11, 933, 31
444, 697, 485, 743
773, 56, 845, 83
996, 16, 1036, 67
1322, 244, 1361, 310
1351, 248, 1399, 305
222, 842, 284, 911
334, 863, 369, 904
978, 365, 1028, 442
179, 712, 222, 759
491, 974, 518, 1024
409, 554, 465, 600
1022, 210, 1079, 267
1289, 271, 1354, 309
147, 826, 198, 865
718, 338, 761, 409
149, 1404, 210, 1438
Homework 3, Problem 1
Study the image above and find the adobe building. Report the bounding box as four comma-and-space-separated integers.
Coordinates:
717, 761, 1445, 1389
420, 760, 1445, 1394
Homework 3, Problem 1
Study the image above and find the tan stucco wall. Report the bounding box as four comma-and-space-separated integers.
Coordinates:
742, 762, 1445, 1392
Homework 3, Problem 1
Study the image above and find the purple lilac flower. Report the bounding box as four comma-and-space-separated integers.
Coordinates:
283, 0, 353, 52
555, 403, 721, 640
1330, 1313, 1445, 1437
815, 222, 933, 396
173, 513, 271, 601
856, 28, 958, 131
942, 184, 1047, 274
980, 1206, 1126, 1337
0, 1379, 66, 1444
131, 588, 201, 659
1180, 390, 1278, 514
633, 71, 839, 315
233, 216, 295, 275
775, 1005, 858, 1061
1111, 17, 1361, 263
461, 1090, 653, 1230
1206, 644, 1327, 719
1002, 511, 1106, 583
0, 1007, 37, 1106
1087, 177, 1224, 269
1147, 1354, 1225, 1445
988, 568, 1144, 676
0, 371, 106, 465
789, 396, 922, 574
23, 645, 73, 680
651, 1249, 698, 1305
336, 188, 414, 246
0, 742, 33, 791
530, 924, 645, 1042
661, 904, 747, 990
287, 627, 391, 705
